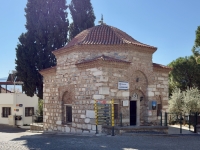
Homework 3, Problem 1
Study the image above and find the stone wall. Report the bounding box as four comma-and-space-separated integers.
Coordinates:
147, 69, 170, 125
42, 44, 170, 133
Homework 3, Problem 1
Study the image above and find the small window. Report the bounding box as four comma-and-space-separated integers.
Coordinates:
157, 104, 162, 116
2, 107, 11, 118
66, 105, 72, 123
114, 104, 118, 119
25, 107, 34, 116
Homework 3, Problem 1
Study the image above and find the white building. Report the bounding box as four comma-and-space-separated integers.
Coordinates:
0, 92, 38, 126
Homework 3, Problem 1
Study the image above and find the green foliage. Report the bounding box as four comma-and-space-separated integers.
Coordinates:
36, 99, 43, 116
69, 0, 96, 40
169, 87, 200, 114
15, 0, 69, 98
169, 88, 184, 114
168, 56, 200, 95
192, 26, 200, 57
183, 88, 200, 113
196, 56, 200, 64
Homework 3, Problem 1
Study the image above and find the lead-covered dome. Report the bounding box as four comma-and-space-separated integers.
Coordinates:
65, 24, 156, 49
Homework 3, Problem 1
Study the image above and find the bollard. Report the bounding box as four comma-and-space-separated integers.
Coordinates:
164, 112, 167, 126
120, 113, 122, 127
111, 99, 115, 136
194, 112, 198, 133
180, 114, 182, 134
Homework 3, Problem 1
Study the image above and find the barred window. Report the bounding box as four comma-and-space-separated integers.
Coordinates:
25, 107, 34, 116
114, 104, 118, 119
2, 107, 11, 118
157, 104, 162, 116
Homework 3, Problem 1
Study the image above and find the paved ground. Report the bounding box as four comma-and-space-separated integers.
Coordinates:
168, 124, 195, 134
0, 124, 200, 150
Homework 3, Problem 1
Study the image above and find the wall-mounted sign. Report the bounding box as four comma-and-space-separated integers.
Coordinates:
118, 81, 129, 90
132, 93, 138, 100
14, 109, 19, 112
148, 110, 152, 116
152, 101, 157, 110
96, 100, 110, 104
16, 104, 23, 107
123, 100, 129, 106
148, 101, 157, 110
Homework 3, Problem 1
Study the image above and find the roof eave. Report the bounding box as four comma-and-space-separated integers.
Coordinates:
39, 67, 56, 76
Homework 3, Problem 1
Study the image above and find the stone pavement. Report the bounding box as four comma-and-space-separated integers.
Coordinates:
168, 124, 195, 134
0, 124, 200, 150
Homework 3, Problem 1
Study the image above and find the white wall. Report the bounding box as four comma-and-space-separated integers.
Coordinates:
0, 104, 14, 124
0, 93, 38, 125
15, 94, 38, 125
0, 93, 14, 104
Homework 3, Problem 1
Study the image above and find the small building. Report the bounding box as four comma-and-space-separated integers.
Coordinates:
0, 87, 12, 93
40, 23, 171, 133
0, 74, 38, 126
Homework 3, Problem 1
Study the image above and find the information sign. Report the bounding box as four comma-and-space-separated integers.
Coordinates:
94, 99, 115, 136
118, 81, 129, 90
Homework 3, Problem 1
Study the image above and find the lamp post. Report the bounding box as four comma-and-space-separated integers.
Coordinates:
14, 76, 17, 93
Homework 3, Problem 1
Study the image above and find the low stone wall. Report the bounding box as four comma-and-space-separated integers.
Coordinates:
102, 125, 168, 135
30, 123, 43, 132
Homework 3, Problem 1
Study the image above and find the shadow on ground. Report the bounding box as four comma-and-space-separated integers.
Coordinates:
1, 124, 200, 150
0, 124, 27, 133
10, 132, 200, 150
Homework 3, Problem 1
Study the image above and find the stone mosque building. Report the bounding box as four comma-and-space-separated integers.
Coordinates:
40, 23, 171, 133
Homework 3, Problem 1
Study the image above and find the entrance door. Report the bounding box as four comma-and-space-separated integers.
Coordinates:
130, 101, 137, 125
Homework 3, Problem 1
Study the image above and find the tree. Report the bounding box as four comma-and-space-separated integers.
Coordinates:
183, 88, 200, 113
169, 88, 184, 114
15, 0, 69, 99
168, 56, 200, 95
69, 0, 96, 40
192, 26, 200, 57
169, 87, 200, 114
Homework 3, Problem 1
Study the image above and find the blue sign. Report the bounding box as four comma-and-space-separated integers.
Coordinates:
152, 101, 157, 110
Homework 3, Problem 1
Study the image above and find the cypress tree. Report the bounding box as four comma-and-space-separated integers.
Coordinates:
15, 0, 69, 99
192, 26, 200, 57
69, 0, 96, 40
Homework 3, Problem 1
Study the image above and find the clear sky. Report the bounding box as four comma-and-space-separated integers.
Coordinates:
0, 0, 200, 78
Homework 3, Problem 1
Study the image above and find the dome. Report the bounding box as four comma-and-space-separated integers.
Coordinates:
65, 24, 156, 49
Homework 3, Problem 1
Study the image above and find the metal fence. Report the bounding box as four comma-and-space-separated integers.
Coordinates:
164, 112, 200, 133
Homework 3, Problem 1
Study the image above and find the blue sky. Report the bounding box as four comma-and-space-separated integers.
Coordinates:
0, 0, 200, 78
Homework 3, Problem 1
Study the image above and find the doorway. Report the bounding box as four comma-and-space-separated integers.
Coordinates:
130, 101, 137, 125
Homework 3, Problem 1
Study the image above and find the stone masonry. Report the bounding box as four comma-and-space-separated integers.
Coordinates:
40, 24, 171, 133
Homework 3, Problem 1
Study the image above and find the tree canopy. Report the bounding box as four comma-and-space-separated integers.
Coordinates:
168, 56, 200, 95
15, 0, 69, 99
192, 26, 200, 57
69, 0, 96, 40
169, 87, 200, 114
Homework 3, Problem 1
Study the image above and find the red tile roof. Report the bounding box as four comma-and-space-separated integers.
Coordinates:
75, 55, 131, 65
153, 63, 172, 70
63, 24, 157, 49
